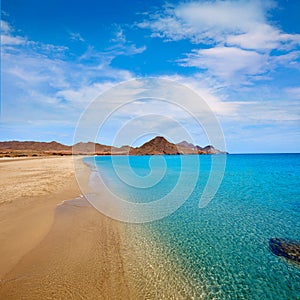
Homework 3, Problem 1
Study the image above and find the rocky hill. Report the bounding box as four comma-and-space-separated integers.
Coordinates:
0, 141, 71, 152
0, 137, 227, 157
130, 136, 180, 155
130, 136, 226, 155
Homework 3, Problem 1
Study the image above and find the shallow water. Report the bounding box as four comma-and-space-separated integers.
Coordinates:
85, 154, 300, 299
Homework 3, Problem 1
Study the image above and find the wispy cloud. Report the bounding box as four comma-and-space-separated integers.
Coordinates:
108, 25, 147, 56
178, 46, 267, 83
1, 6, 299, 151
1, 20, 26, 45
69, 31, 85, 42
162, 73, 300, 124
111, 28, 127, 44
138, 0, 300, 84
138, 1, 270, 44
138, 0, 300, 50
1, 19, 134, 125
285, 87, 300, 99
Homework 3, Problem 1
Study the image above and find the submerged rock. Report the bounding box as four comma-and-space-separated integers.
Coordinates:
269, 238, 300, 264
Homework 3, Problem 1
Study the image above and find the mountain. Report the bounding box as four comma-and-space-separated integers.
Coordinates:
73, 142, 113, 154
176, 140, 195, 149
130, 136, 227, 155
130, 136, 180, 155
177, 141, 226, 154
0, 137, 227, 157
201, 145, 224, 154
0, 141, 70, 152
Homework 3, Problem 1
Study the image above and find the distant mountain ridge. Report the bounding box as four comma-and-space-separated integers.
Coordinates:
130, 136, 226, 155
0, 141, 71, 151
0, 137, 227, 157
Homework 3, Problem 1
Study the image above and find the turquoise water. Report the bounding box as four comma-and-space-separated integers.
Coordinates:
84, 154, 300, 299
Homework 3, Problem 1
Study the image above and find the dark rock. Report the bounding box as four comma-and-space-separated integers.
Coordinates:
269, 238, 300, 264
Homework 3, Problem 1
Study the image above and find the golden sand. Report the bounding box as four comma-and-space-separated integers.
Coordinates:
0, 156, 200, 299
0, 156, 134, 298
0, 157, 83, 279
0, 198, 133, 299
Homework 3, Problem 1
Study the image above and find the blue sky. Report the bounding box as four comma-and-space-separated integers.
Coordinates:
1, 0, 300, 153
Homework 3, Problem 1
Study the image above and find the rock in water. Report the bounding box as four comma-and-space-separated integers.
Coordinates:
269, 238, 300, 264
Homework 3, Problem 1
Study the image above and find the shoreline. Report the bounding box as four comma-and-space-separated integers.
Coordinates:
0, 156, 139, 298
78, 157, 207, 298
0, 155, 203, 298
0, 156, 84, 279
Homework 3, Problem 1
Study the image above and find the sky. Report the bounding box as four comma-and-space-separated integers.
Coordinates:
1, 0, 300, 153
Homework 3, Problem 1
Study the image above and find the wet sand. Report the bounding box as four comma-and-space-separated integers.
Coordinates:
0, 156, 134, 298
0, 156, 200, 299
0, 197, 133, 299
0, 157, 83, 279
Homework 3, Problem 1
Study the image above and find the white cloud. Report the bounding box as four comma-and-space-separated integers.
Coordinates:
285, 87, 300, 99
69, 31, 85, 42
270, 51, 300, 66
162, 75, 300, 124
227, 24, 300, 51
179, 46, 266, 82
1, 14, 299, 150
161, 74, 240, 116
111, 28, 127, 44
1, 20, 26, 45
1, 34, 26, 45
139, 0, 300, 83
138, 1, 272, 45
173, 0, 265, 42
1, 20, 12, 33
56, 82, 117, 106
107, 43, 146, 56
1, 20, 135, 123
236, 101, 300, 122
72, 78, 228, 148
108, 26, 147, 56
1, 21, 68, 55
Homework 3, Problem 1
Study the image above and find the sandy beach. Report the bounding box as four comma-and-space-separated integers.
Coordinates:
0, 156, 199, 299
0, 156, 135, 298
0, 157, 82, 279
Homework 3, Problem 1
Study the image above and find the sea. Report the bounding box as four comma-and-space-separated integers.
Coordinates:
83, 154, 300, 299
